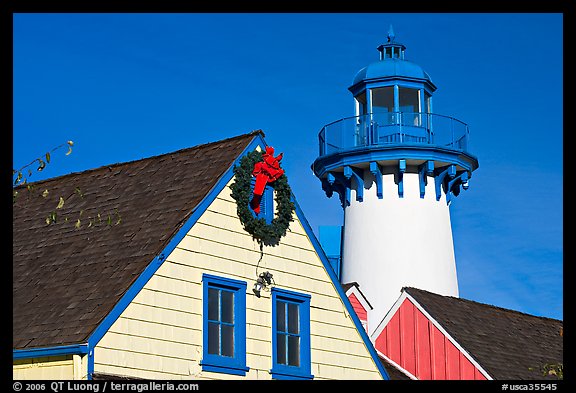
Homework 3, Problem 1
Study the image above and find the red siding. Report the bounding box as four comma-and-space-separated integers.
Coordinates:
445, 339, 460, 379
348, 292, 368, 321
387, 312, 401, 362
415, 309, 432, 379
375, 323, 387, 354
430, 323, 446, 379
375, 298, 487, 380
399, 300, 416, 372
460, 352, 477, 379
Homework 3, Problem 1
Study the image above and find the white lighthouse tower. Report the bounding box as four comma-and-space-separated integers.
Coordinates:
313, 28, 479, 334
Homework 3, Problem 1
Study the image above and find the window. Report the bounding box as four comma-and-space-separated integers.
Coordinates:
355, 91, 367, 116
271, 288, 313, 380
398, 87, 419, 112
250, 178, 274, 224
399, 87, 421, 126
202, 274, 248, 376
372, 86, 395, 114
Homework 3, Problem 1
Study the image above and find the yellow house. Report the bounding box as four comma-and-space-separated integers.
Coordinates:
13, 131, 389, 380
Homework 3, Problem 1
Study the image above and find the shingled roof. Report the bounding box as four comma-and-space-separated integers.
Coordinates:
403, 287, 563, 380
13, 131, 260, 350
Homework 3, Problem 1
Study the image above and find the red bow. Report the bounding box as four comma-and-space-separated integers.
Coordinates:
250, 146, 284, 214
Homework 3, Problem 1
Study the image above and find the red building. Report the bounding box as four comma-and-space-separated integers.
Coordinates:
343, 286, 563, 380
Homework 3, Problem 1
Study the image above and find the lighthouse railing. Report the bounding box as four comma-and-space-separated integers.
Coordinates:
319, 112, 470, 156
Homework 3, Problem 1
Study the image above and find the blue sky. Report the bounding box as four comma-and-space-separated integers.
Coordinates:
13, 13, 563, 320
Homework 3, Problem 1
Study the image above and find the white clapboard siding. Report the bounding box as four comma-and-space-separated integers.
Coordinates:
94, 177, 382, 380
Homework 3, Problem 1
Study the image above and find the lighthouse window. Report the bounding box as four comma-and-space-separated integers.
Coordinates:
399, 87, 420, 126
399, 87, 420, 113
355, 92, 367, 116
425, 91, 432, 113
372, 87, 395, 125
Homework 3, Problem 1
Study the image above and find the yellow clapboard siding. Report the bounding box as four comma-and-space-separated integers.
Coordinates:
13, 356, 75, 380
133, 287, 200, 315
313, 362, 382, 380
109, 316, 199, 345
95, 363, 188, 380
310, 319, 365, 342
311, 334, 373, 357
120, 302, 201, 330
98, 331, 197, 360
94, 175, 383, 380
198, 209, 313, 250
95, 346, 190, 376
312, 347, 383, 370
146, 271, 200, 295
212, 186, 310, 237
168, 243, 329, 284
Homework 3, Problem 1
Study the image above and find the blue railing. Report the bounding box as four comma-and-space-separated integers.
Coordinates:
318, 112, 471, 157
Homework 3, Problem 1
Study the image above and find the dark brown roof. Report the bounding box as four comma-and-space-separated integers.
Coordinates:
403, 287, 563, 380
379, 356, 412, 380
13, 131, 260, 350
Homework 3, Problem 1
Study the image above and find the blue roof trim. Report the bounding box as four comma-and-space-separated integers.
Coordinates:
87, 133, 267, 351
13, 344, 89, 360
290, 197, 390, 380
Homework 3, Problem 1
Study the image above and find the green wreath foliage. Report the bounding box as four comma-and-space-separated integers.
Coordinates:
230, 150, 295, 247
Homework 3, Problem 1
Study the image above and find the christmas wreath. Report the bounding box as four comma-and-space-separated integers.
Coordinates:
230, 148, 295, 247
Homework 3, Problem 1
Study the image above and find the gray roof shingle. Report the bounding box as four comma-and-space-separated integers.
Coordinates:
13, 131, 259, 350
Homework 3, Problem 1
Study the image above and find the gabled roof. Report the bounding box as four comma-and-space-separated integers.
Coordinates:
13, 130, 390, 379
13, 131, 260, 350
342, 281, 373, 310
403, 287, 563, 380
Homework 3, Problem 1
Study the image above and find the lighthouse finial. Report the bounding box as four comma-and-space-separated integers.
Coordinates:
387, 25, 395, 42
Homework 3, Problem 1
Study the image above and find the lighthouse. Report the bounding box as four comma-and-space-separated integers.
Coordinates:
312, 27, 479, 334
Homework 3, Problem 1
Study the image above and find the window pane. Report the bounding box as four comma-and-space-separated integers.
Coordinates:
208, 288, 219, 321
372, 86, 394, 114
287, 303, 299, 334
277, 333, 287, 365
288, 335, 300, 367
221, 324, 234, 357
399, 87, 419, 113
277, 301, 286, 332
221, 290, 234, 324
355, 92, 367, 116
208, 322, 220, 355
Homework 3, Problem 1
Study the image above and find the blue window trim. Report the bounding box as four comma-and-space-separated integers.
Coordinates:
270, 288, 313, 380
201, 274, 249, 376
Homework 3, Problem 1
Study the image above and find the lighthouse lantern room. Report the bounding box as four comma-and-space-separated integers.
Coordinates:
312, 27, 479, 334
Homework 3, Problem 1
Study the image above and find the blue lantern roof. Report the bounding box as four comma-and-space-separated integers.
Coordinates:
350, 25, 436, 92
351, 60, 434, 87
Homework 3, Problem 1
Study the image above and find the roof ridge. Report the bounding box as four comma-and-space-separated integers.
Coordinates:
14, 130, 264, 189
402, 286, 563, 323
